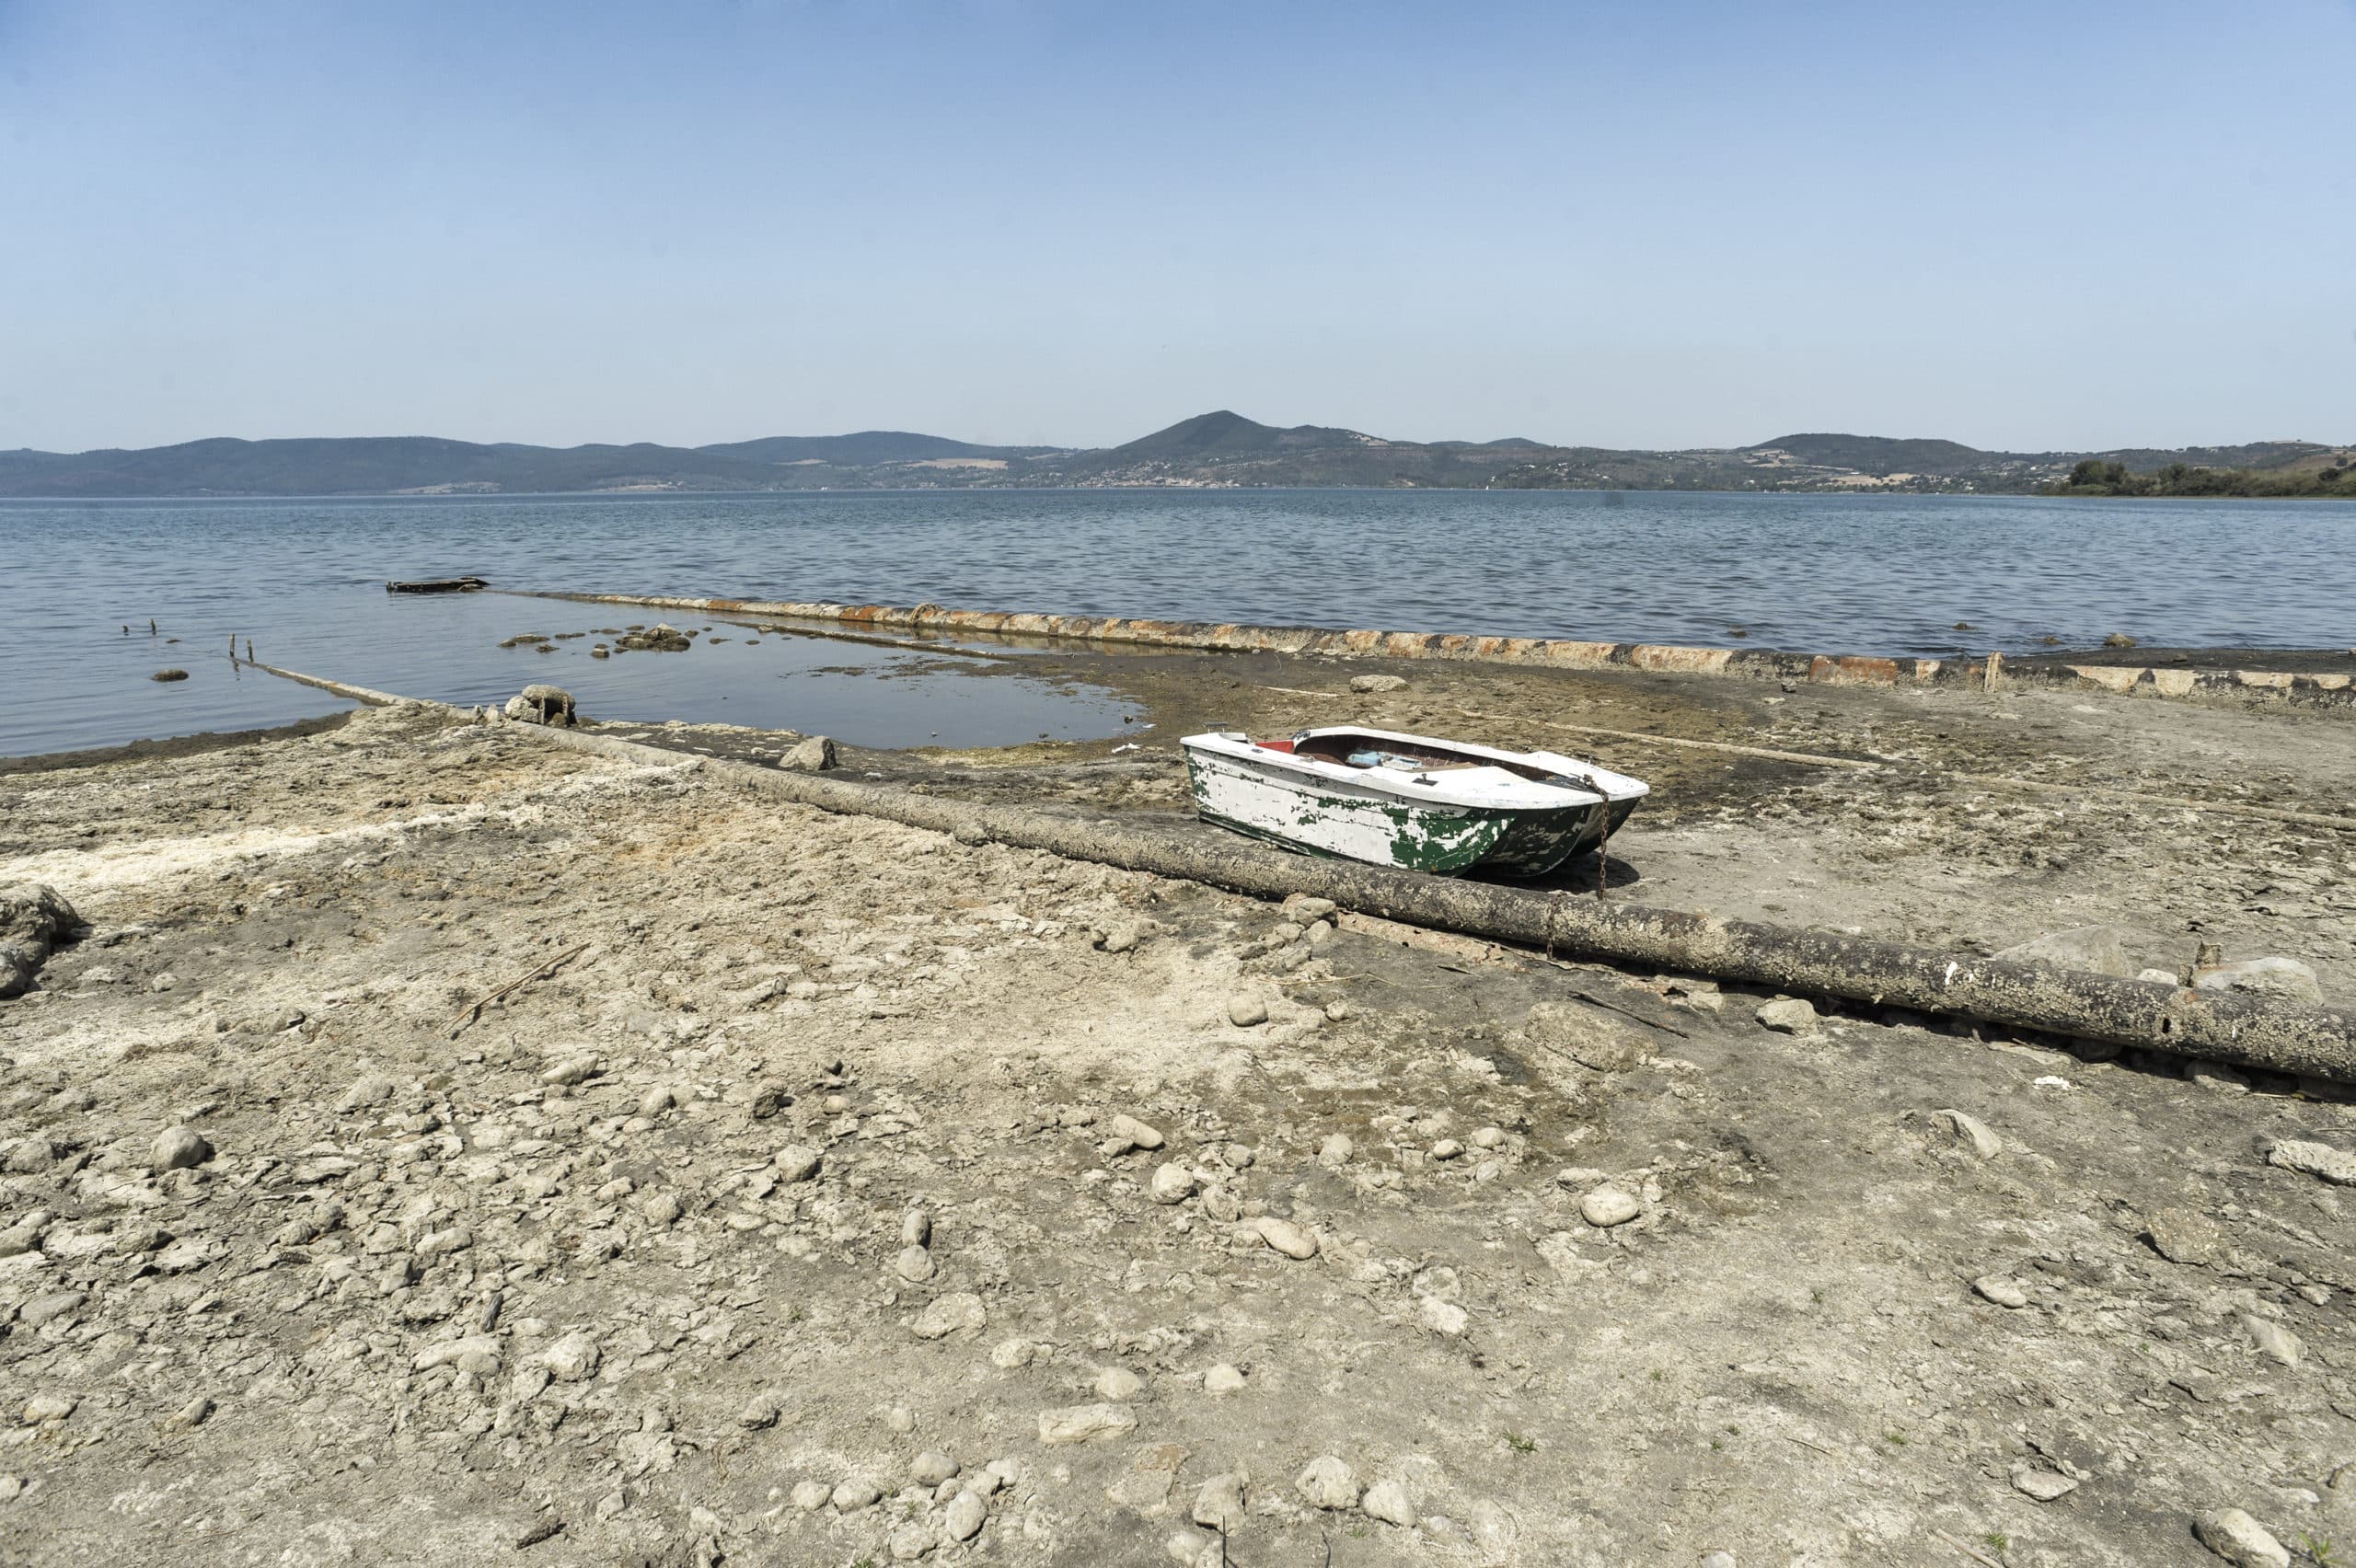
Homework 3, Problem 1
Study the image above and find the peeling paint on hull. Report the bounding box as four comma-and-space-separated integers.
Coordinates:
1184, 748, 1617, 878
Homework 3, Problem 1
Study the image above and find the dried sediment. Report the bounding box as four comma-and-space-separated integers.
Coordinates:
4, 703, 2355, 1566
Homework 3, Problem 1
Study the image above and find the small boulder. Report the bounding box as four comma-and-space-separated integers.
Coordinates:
1360, 1478, 1417, 1528
1932, 1109, 2001, 1159
1193, 1471, 1248, 1529
502, 684, 577, 726
1252, 1216, 1320, 1260
2102, 631, 2138, 649
1349, 674, 1408, 694
1972, 1274, 2030, 1309
1103, 1113, 1164, 1154
1755, 997, 1819, 1034
2268, 1139, 2356, 1185
2194, 1508, 2289, 1568
2194, 957, 2324, 1006
1226, 995, 1269, 1028
151, 1126, 214, 1172
1294, 1456, 1358, 1510
2144, 1206, 2223, 1265
617, 623, 692, 652
1579, 1186, 1641, 1228
781, 735, 838, 772
942, 1489, 987, 1542
1149, 1163, 1197, 1205
150, 668, 189, 682
0, 884, 81, 1000
911, 1293, 986, 1341
1993, 925, 2136, 978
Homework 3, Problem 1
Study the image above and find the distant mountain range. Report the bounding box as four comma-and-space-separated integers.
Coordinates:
1, 411, 2345, 497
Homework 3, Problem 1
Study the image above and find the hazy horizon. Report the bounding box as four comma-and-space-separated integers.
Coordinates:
5, 0, 2352, 455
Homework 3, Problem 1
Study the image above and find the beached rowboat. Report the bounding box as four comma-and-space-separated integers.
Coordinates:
1182, 725, 1648, 878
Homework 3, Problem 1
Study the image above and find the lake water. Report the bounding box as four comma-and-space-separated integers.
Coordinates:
6, 489, 2351, 757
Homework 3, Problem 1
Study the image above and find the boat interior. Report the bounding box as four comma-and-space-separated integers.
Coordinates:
1280, 730, 1579, 786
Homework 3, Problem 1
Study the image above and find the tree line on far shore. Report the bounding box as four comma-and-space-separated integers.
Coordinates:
2047, 457, 2355, 498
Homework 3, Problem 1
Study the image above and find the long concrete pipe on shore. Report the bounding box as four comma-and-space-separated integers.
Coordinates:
259, 663, 2356, 1083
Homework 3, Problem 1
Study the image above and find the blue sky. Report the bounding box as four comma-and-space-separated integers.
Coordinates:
3, 0, 2350, 452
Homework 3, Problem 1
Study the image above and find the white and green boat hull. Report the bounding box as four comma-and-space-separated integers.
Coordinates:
1184, 744, 1634, 878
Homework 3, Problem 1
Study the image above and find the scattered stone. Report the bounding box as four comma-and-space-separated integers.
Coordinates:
1349, 674, 1409, 693
1193, 1471, 1248, 1530
1972, 1274, 2030, 1309
789, 1481, 831, 1510
1094, 1366, 1144, 1401
502, 685, 577, 726
942, 1489, 987, 1542
772, 1145, 823, 1182
1579, 1187, 1641, 1228
168, 1396, 214, 1429
1933, 1109, 2001, 1159
912, 1293, 986, 1340
1, 884, 81, 999
336, 1074, 396, 1113
1323, 997, 1352, 1022
830, 1477, 882, 1511
1036, 1403, 1138, 1445
151, 1125, 214, 1172
911, 1451, 960, 1485
1755, 997, 1819, 1034
2243, 1314, 2302, 1367
1317, 1133, 1354, 1167
2194, 1507, 2290, 1567
2145, 1206, 2224, 1266
886, 1521, 934, 1560
1252, 1216, 1320, 1260
2195, 957, 2324, 1006
151, 667, 189, 681
737, 1392, 784, 1429
1294, 1455, 1359, 1510
1994, 925, 2136, 978
988, 1338, 1034, 1369
617, 624, 692, 652
2269, 1139, 2356, 1185
1226, 995, 1269, 1028
537, 1331, 602, 1381
1096, 922, 1143, 954
2012, 1468, 2079, 1501
1429, 1139, 1464, 1161
21, 1394, 75, 1424
1104, 1113, 1165, 1154
781, 735, 838, 772
2102, 631, 2137, 648
1361, 1478, 1417, 1528
540, 1055, 601, 1087
1204, 1364, 1246, 1394
895, 1244, 936, 1283
1149, 1163, 1197, 1205
902, 1211, 931, 1247
1417, 1295, 1470, 1337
